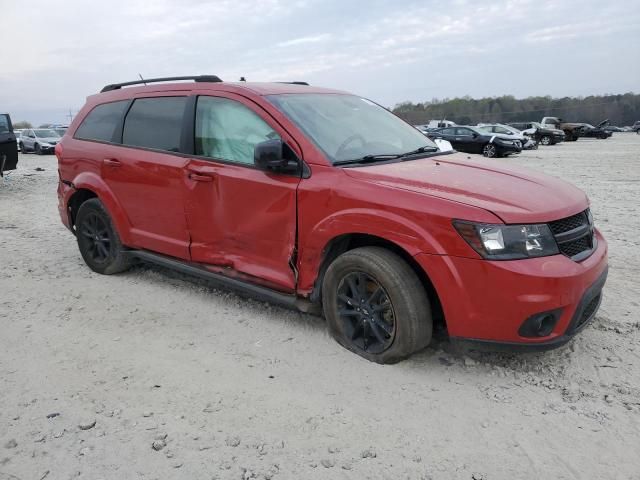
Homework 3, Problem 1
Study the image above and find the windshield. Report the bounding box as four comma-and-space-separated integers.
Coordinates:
266, 94, 437, 164
34, 129, 59, 138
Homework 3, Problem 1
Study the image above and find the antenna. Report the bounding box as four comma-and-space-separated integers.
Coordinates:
138, 73, 147, 85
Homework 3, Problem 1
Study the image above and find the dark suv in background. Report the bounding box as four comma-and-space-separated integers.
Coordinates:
0, 113, 18, 174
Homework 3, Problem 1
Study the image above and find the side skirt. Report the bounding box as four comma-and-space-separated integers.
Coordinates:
126, 250, 321, 315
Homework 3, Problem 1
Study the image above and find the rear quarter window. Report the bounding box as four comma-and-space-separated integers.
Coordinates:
122, 97, 187, 152
75, 101, 129, 142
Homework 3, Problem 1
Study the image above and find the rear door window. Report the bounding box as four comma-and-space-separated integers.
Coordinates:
123, 97, 187, 152
75, 101, 129, 142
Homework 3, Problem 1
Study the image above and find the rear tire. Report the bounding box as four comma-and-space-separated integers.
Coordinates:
322, 247, 432, 364
76, 198, 132, 275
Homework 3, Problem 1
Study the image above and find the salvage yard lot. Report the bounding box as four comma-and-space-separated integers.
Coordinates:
1, 135, 639, 479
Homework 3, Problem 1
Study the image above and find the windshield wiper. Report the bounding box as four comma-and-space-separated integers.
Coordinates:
398, 145, 439, 157
333, 146, 441, 167
333, 154, 402, 166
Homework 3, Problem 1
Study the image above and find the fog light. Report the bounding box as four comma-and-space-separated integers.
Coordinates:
518, 309, 563, 338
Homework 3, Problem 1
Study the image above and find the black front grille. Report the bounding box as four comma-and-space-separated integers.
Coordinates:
548, 210, 594, 261
549, 211, 588, 235
559, 236, 592, 258
576, 293, 601, 329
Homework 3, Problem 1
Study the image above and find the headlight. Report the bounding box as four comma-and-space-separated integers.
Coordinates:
495, 138, 513, 144
41, 142, 51, 147
453, 221, 559, 260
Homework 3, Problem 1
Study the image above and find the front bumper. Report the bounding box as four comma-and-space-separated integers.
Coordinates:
495, 142, 522, 154
414, 229, 608, 348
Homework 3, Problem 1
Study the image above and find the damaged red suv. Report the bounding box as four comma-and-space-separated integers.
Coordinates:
56, 76, 608, 363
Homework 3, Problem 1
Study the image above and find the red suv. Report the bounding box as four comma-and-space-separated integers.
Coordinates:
56, 75, 608, 363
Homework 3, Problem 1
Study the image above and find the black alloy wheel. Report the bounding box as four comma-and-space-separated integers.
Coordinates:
79, 212, 112, 264
322, 247, 432, 363
336, 271, 396, 354
75, 198, 132, 274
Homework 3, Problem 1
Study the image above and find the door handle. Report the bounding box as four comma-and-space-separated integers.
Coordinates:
103, 158, 122, 167
188, 172, 214, 182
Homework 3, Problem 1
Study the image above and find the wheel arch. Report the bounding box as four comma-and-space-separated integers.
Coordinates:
309, 233, 445, 333
65, 172, 133, 244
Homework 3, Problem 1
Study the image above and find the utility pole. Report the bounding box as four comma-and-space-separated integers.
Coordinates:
66, 109, 74, 124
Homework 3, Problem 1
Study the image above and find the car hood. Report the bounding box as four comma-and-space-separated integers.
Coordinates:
343, 152, 588, 224
36, 137, 60, 143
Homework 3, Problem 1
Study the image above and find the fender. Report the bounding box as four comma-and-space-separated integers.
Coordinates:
296, 208, 445, 293
70, 171, 134, 246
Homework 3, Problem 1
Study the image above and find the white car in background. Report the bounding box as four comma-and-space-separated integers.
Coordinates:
477, 123, 538, 150
14, 129, 23, 151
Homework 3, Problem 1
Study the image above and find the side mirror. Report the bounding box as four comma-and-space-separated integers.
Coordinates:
254, 139, 288, 171
472, 133, 478, 138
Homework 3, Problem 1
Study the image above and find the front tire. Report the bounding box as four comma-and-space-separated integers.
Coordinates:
482, 143, 497, 157
322, 247, 432, 364
540, 135, 551, 146
35, 143, 42, 155
19, 142, 24, 152
76, 198, 132, 275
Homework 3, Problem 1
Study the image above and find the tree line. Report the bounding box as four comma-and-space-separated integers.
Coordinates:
393, 93, 640, 127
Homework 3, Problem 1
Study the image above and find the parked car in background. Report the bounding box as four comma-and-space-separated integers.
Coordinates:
14, 129, 23, 151
477, 124, 537, 150
427, 125, 522, 157
56, 75, 608, 363
603, 125, 624, 133
541, 117, 585, 141
633, 121, 640, 133
19, 128, 61, 154
54, 127, 68, 137
508, 122, 565, 145
1, 113, 19, 173
579, 120, 613, 139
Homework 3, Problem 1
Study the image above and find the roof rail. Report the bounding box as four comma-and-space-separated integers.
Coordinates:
100, 75, 223, 93
277, 81, 310, 86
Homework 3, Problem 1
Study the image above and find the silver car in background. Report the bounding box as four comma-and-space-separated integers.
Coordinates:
19, 128, 61, 155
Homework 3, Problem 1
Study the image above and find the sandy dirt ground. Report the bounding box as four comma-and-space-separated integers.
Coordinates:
1, 134, 639, 480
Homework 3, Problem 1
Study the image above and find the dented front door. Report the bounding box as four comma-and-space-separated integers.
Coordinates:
184, 94, 300, 292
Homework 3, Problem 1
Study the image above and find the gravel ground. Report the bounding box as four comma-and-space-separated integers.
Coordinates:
1, 134, 639, 480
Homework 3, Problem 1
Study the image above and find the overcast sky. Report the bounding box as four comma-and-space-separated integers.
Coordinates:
1, 0, 639, 125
